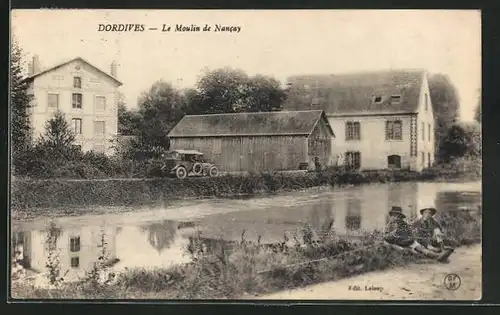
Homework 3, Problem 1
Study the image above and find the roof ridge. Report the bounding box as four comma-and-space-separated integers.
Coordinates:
169, 110, 326, 137
24, 56, 122, 85
287, 68, 426, 79
183, 109, 323, 118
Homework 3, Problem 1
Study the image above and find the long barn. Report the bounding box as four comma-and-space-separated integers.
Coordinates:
167, 110, 335, 173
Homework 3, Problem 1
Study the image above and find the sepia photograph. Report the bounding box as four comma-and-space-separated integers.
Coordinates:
9, 9, 481, 301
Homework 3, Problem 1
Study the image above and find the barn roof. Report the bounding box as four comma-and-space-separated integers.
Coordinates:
284, 69, 426, 116
24, 57, 123, 86
168, 110, 334, 138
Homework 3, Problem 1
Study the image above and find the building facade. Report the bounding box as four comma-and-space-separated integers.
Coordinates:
24, 56, 123, 155
285, 69, 435, 171
168, 110, 335, 172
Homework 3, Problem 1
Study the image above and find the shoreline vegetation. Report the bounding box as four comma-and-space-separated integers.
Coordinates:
11, 158, 481, 299
12, 157, 481, 215
11, 209, 481, 299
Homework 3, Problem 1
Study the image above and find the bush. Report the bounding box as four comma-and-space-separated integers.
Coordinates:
438, 122, 481, 163
12, 209, 480, 299
11, 161, 482, 214
422, 157, 482, 181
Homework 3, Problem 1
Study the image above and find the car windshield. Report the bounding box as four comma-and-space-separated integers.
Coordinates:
164, 151, 180, 159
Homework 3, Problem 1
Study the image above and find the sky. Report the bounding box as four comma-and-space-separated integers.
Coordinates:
12, 10, 481, 121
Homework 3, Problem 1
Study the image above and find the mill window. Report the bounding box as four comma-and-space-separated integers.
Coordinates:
386, 120, 402, 140
345, 121, 361, 141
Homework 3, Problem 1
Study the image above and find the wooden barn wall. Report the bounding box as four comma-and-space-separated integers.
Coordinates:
307, 118, 334, 168
170, 136, 309, 172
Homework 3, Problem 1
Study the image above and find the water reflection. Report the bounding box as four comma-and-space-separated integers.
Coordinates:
11, 181, 481, 282
140, 220, 178, 253
11, 224, 118, 282
345, 198, 362, 232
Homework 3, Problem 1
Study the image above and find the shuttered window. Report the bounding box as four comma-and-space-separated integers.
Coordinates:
386, 120, 402, 140
48, 93, 59, 108
345, 121, 360, 141
72, 118, 82, 134
94, 121, 105, 136
95, 96, 106, 111
72, 93, 82, 109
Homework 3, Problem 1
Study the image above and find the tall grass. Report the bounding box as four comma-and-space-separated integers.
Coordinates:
11, 210, 481, 299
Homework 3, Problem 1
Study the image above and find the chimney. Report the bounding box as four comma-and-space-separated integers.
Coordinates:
31, 55, 40, 75
110, 61, 117, 78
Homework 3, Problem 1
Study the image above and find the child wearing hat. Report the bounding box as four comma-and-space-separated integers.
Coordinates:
384, 206, 453, 262
384, 206, 416, 248
412, 207, 452, 253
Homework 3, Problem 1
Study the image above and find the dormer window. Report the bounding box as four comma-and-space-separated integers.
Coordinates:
373, 96, 382, 103
391, 95, 401, 104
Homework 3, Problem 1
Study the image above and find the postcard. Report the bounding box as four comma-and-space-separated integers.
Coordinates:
10, 9, 481, 301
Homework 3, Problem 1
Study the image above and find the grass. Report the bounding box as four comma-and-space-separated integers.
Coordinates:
11, 210, 481, 300
11, 161, 481, 215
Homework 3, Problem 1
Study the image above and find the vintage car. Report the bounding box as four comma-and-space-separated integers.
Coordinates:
160, 149, 219, 179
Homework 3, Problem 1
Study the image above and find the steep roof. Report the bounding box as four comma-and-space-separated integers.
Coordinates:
24, 57, 122, 86
168, 110, 334, 138
284, 69, 425, 116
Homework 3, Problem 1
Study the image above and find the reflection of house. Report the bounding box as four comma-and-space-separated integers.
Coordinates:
12, 225, 117, 280
308, 201, 334, 235
284, 70, 435, 171
23, 56, 123, 155
328, 183, 419, 234
345, 198, 362, 231
168, 110, 335, 172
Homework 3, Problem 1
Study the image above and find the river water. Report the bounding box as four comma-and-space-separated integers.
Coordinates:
11, 181, 481, 283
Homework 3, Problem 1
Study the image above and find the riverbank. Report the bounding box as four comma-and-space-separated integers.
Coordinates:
11, 165, 481, 216
11, 207, 481, 300
251, 244, 481, 300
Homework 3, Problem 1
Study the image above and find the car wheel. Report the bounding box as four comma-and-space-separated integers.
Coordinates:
208, 166, 218, 177
192, 163, 203, 176
176, 166, 187, 179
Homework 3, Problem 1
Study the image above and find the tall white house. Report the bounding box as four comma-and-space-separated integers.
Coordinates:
285, 69, 435, 171
24, 56, 123, 155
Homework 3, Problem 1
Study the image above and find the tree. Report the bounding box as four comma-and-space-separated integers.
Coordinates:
37, 111, 76, 156
135, 80, 186, 152
181, 88, 204, 116
195, 67, 250, 114
15, 111, 80, 177
117, 92, 141, 136
10, 38, 32, 157
428, 74, 461, 159
245, 75, 287, 112
439, 122, 481, 162
191, 67, 287, 114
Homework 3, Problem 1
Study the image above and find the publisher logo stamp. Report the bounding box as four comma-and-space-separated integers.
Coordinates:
444, 274, 461, 291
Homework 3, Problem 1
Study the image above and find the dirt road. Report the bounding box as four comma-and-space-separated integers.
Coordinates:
252, 244, 481, 300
